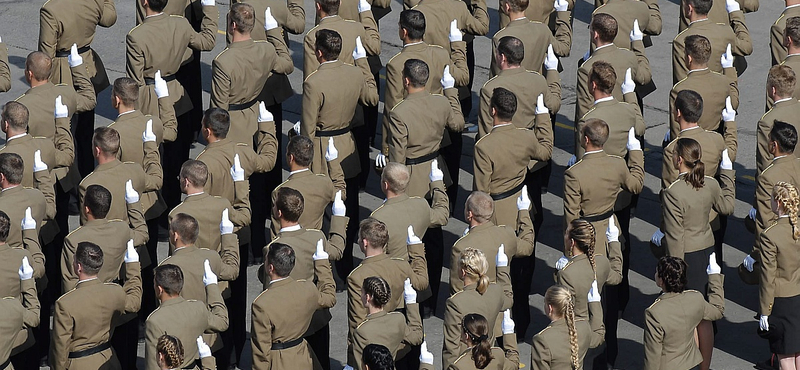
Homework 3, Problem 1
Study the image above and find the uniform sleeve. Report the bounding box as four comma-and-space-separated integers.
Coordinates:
722, 119, 738, 162
301, 79, 322, 141
530, 335, 552, 370
450, 41, 470, 86
460, 0, 489, 36
575, 65, 592, 124
759, 230, 778, 315
404, 302, 424, 346
704, 273, 725, 320
356, 58, 379, 106
442, 298, 464, 368
552, 10, 572, 57
145, 320, 163, 370
122, 261, 142, 314
326, 215, 349, 261
622, 150, 645, 194
250, 301, 273, 370
303, 34, 319, 79
726, 68, 740, 112
407, 243, 430, 291
643, 308, 664, 370
231, 178, 253, 227
70, 65, 96, 113
205, 283, 230, 332
444, 88, 465, 133
606, 241, 623, 286
285, 0, 306, 34
351, 327, 368, 370
157, 94, 178, 142
514, 210, 535, 257
755, 172, 776, 233
563, 168, 581, 226
188, 5, 219, 51
497, 265, 513, 310
244, 131, 278, 174
544, 68, 562, 114
428, 180, 450, 227
358, 11, 381, 55
478, 86, 493, 139
20, 278, 41, 328
661, 143, 678, 189
644, 0, 662, 35
661, 188, 685, 259
588, 301, 605, 348
61, 237, 79, 292
314, 258, 337, 309
630, 40, 652, 85
383, 60, 403, 151
54, 116, 75, 168
472, 144, 491, 192
729, 10, 753, 56
23, 228, 45, 280
668, 88, 679, 142
142, 141, 163, 191
218, 234, 241, 281
34, 165, 57, 220
126, 34, 146, 86
266, 28, 294, 75
672, 38, 688, 86
199, 356, 216, 370
51, 300, 73, 370
347, 274, 367, 335
771, 23, 787, 66
387, 110, 409, 163
528, 116, 553, 158
127, 200, 149, 247
99, 0, 117, 27
0, 42, 10, 92
210, 59, 231, 110
38, 7, 59, 58
712, 169, 736, 216
499, 334, 520, 370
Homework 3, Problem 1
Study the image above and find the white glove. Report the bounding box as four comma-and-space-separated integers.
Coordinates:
606, 216, 620, 243
496, 244, 509, 267
54, 95, 68, 118
721, 44, 734, 68
375, 153, 387, 168
124, 239, 139, 263
720, 149, 733, 171
722, 96, 736, 122
142, 119, 156, 143
663, 130, 671, 143
407, 225, 422, 245
332, 190, 346, 216
448, 19, 462, 42
358, 0, 371, 12
706, 252, 721, 274
651, 229, 664, 247
554, 0, 568, 11
201, 0, 215, 7
555, 255, 569, 270
68, 44, 83, 68
21, 207, 35, 231
545, 44, 559, 71
441, 65, 455, 89
353, 36, 367, 60
749, 207, 757, 221
588, 280, 601, 302
292, 121, 301, 135
420, 341, 434, 365
197, 336, 212, 358
621, 68, 635, 95
726, 0, 740, 12
325, 137, 338, 162
501, 309, 515, 334
258, 102, 273, 122
313, 239, 329, 261
630, 19, 643, 41
125, 180, 139, 204
220, 209, 234, 235
264, 7, 279, 30
760, 315, 770, 331
626, 127, 641, 151
535, 94, 548, 115
403, 278, 417, 304
567, 155, 577, 167
430, 158, 444, 182
18, 256, 33, 281
203, 259, 218, 286
743, 255, 756, 272
33, 150, 48, 172
517, 185, 531, 210
230, 154, 245, 182
154, 70, 169, 98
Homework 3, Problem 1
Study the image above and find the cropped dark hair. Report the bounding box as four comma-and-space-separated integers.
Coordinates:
588, 61, 616, 95
2, 101, 29, 131
287, 136, 314, 167
275, 187, 304, 223
591, 13, 618, 43
93, 127, 121, 156
657, 256, 688, 293
787, 17, 800, 47
686, 0, 712, 16
84, 185, 112, 219
0, 153, 24, 185
75, 242, 104, 275
497, 36, 524, 66
170, 213, 200, 245
267, 243, 296, 277
581, 118, 610, 148
770, 121, 798, 154
230, 3, 256, 34
363, 344, 395, 370
155, 264, 184, 295
675, 90, 703, 123
399, 10, 425, 40
202, 108, 230, 139
491, 87, 517, 122
112, 77, 140, 106
403, 59, 430, 88
147, 0, 168, 12
315, 29, 342, 61
316, 0, 340, 15
684, 35, 711, 65
0, 211, 10, 243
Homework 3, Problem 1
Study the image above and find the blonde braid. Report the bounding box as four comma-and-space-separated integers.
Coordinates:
545, 285, 581, 370
459, 248, 490, 294
569, 219, 598, 279
774, 182, 800, 239
566, 297, 580, 370
157, 334, 184, 369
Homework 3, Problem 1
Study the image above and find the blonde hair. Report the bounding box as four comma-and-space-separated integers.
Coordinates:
774, 182, 800, 239
459, 248, 490, 294
568, 219, 597, 279
157, 334, 184, 369
545, 285, 579, 370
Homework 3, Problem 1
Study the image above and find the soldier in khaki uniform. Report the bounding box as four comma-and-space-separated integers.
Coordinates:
776, 17, 800, 108
593, 0, 662, 49
0, 155, 47, 280
771, 0, 800, 66
0, 40, 9, 92
251, 243, 337, 370
759, 66, 800, 173
0, 210, 43, 299
679, 0, 758, 32
2, 257, 41, 370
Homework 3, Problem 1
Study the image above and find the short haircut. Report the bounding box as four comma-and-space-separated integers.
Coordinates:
147, 0, 168, 12
403, 59, 430, 88
399, 10, 426, 40
0, 153, 24, 185
684, 35, 711, 65
180, 160, 209, 187
363, 344, 395, 370
787, 17, 800, 47
112, 77, 140, 106
381, 162, 410, 194
287, 136, 314, 167
275, 187, 304, 223
581, 118, 610, 147
154, 264, 184, 295
591, 13, 618, 43
771, 121, 798, 154
674, 90, 703, 123
465, 192, 494, 224
25, 52, 52, 81
170, 213, 200, 245
491, 87, 517, 121
84, 184, 112, 219
2, 101, 29, 131
496, 36, 524, 66
359, 217, 389, 250
685, 0, 712, 15
588, 61, 616, 95
202, 108, 230, 139
230, 3, 256, 33
75, 242, 104, 275
316, 0, 340, 15
0, 211, 10, 243
768, 65, 797, 98
93, 127, 121, 156
315, 29, 342, 61
502, 0, 529, 12
267, 243, 296, 277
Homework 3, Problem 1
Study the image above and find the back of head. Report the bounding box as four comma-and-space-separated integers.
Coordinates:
771, 121, 798, 154
502, 0, 529, 12
459, 247, 490, 294
465, 191, 494, 224
787, 17, 800, 48
381, 162, 410, 194
656, 256, 688, 293
75, 242, 104, 275
112, 77, 140, 106
774, 181, 800, 239
0, 153, 24, 185
363, 344, 395, 370
363, 276, 391, 308
581, 118, 609, 148
202, 108, 231, 139
315, 29, 342, 61
462, 314, 494, 369
93, 126, 121, 157
491, 87, 517, 122
317, 0, 340, 15
170, 213, 200, 245
544, 285, 579, 370
675, 137, 705, 189
147, 0, 168, 12
591, 13, 618, 43
684, 35, 711, 65
399, 10, 426, 40
674, 89, 703, 123
0, 211, 10, 243
230, 3, 256, 34
403, 59, 430, 88
157, 335, 185, 369
358, 217, 389, 251
686, 0, 712, 16
768, 65, 797, 99
287, 136, 315, 167
154, 264, 184, 296
275, 187, 304, 222
2, 101, 29, 132
25, 51, 52, 82
567, 219, 597, 275
267, 243, 296, 277
84, 184, 112, 219
588, 61, 616, 95
496, 36, 524, 66
180, 160, 209, 188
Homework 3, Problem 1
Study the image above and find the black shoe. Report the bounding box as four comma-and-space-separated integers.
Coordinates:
421, 305, 434, 319
755, 355, 778, 370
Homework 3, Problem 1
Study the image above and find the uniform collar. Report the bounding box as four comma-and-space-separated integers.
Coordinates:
774, 97, 794, 105
405, 90, 429, 100
205, 138, 231, 149
680, 125, 701, 134
228, 39, 255, 48
582, 150, 605, 158
403, 41, 425, 49
269, 276, 294, 288
593, 43, 614, 53
688, 18, 709, 26
95, 158, 123, 172
318, 60, 344, 69
384, 193, 410, 205
366, 310, 389, 320
173, 245, 198, 254
160, 296, 187, 307
185, 192, 206, 199
361, 253, 389, 264
688, 68, 710, 75
491, 123, 515, 131
6, 133, 28, 142
468, 221, 496, 233
76, 277, 101, 288
319, 15, 342, 24
279, 224, 302, 233
0, 185, 22, 195
499, 67, 526, 76
25, 81, 55, 95
289, 168, 311, 176
593, 96, 615, 105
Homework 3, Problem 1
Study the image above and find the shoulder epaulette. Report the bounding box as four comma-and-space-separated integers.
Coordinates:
482, 75, 499, 88
764, 220, 781, 234
213, 48, 230, 61
535, 325, 552, 336
304, 69, 319, 82
169, 14, 185, 18
347, 264, 363, 279
672, 76, 688, 90
647, 297, 662, 310
65, 226, 84, 239
453, 352, 470, 364
128, 24, 142, 35
667, 177, 682, 189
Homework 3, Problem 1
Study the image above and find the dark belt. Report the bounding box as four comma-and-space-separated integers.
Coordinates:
581, 209, 615, 223
490, 181, 525, 201
55, 45, 91, 57
271, 337, 304, 350
144, 73, 177, 85
228, 99, 258, 111
316, 127, 350, 137
68, 342, 111, 359
405, 151, 439, 166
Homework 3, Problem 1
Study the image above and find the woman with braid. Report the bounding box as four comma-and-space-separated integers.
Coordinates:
758, 182, 800, 369
434, 313, 519, 370
156, 335, 216, 370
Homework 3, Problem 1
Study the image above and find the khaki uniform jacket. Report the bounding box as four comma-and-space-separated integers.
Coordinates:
387, 89, 464, 197
490, 12, 571, 76
498, 0, 575, 27
50, 262, 141, 370
38, 0, 115, 93
211, 32, 293, 144
441, 333, 519, 370
756, 99, 800, 174
301, 59, 379, 186
759, 217, 800, 316
251, 260, 337, 370
771, 6, 800, 66
78, 159, 149, 224
145, 284, 229, 370
0, 42, 9, 92
672, 15, 752, 85
530, 305, 605, 370
370, 181, 449, 260
169, 192, 237, 252
269, 169, 336, 239
754, 156, 800, 238
556, 252, 621, 319
442, 271, 513, 369
351, 304, 424, 369
0, 279, 40, 366
661, 125, 734, 188
0, 243, 41, 300
772, 55, 800, 110
576, 97, 645, 158
669, 68, 739, 139
303, 14, 380, 78
0, 134, 61, 220
412, 0, 489, 47
661, 170, 736, 258
159, 240, 239, 300
593, 0, 662, 49
679, 0, 758, 31
643, 274, 725, 370
0, 187, 47, 276
125, 6, 218, 117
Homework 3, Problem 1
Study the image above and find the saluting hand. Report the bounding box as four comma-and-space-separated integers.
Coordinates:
197, 336, 212, 358
429, 159, 444, 182
621, 68, 635, 95
200, 0, 215, 7
706, 252, 721, 275
606, 216, 620, 243
517, 185, 530, 211
748, 207, 757, 221
313, 239, 329, 261
125, 179, 140, 204
441, 65, 455, 90
545, 44, 559, 71
567, 155, 577, 167
332, 190, 346, 216
720, 149, 733, 171
358, 0, 371, 13
651, 229, 664, 247
154, 70, 169, 99
555, 255, 569, 270
721, 44, 734, 69
220, 209, 234, 235
554, 0, 568, 11
258, 102, 273, 123
535, 94, 548, 115
420, 341, 434, 365
588, 280, 601, 302
501, 309, 515, 334
403, 278, 417, 304
21, 207, 36, 231
352, 36, 367, 60
407, 225, 422, 245
142, 119, 156, 143
203, 260, 218, 286
18, 256, 33, 281
448, 19, 462, 42
725, 0, 741, 13
124, 239, 139, 263
626, 127, 641, 151
721, 96, 736, 122
68, 44, 83, 68
496, 244, 509, 267
743, 255, 756, 272
760, 315, 769, 331
33, 150, 48, 172
54, 95, 68, 119
325, 137, 338, 162
230, 154, 245, 182
375, 153, 387, 168
264, 7, 279, 31
629, 19, 643, 42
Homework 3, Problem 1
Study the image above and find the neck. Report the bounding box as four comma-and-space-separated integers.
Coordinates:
367, 305, 383, 315
689, 63, 707, 71
86, 214, 98, 222
404, 37, 422, 45
775, 150, 792, 158
678, 164, 692, 174
6, 129, 24, 138
0, 182, 16, 190
584, 145, 602, 152
29, 79, 47, 88
145, 6, 160, 16
469, 219, 483, 228
78, 273, 97, 281
679, 120, 698, 131
185, 185, 203, 195
789, 0, 800, 6
288, 163, 307, 172
160, 293, 180, 303
96, 154, 115, 165
174, 242, 190, 250
594, 39, 611, 48
502, 64, 521, 71
774, 94, 790, 102
364, 248, 382, 258
507, 10, 525, 19
279, 220, 299, 229
268, 273, 287, 282
593, 92, 612, 101
385, 190, 401, 199
690, 14, 708, 22
463, 276, 477, 286
548, 313, 564, 322
117, 104, 135, 115
789, 46, 800, 55
231, 31, 251, 43
492, 118, 512, 127
406, 86, 425, 94
206, 135, 221, 144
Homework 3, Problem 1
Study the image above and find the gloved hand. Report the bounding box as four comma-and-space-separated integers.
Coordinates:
313, 239, 329, 261
258, 102, 273, 122
325, 137, 338, 162
621, 68, 635, 95
230, 154, 245, 182
124, 239, 139, 263
535, 94, 548, 115
545, 44, 559, 71
588, 280, 601, 302
441, 65, 455, 89
68, 44, 83, 68
197, 336, 212, 358
220, 208, 234, 235
21, 207, 36, 231
33, 150, 48, 172
142, 119, 156, 143
567, 155, 577, 167
607, 216, 620, 243
749, 207, 757, 220
707, 252, 721, 274
125, 179, 139, 204
760, 315, 770, 331
502, 309, 515, 334
353, 36, 367, 60
18, 256, 33, 281
420, 342, 434, 365
555, 255, 569, 270
55, 95, 68, 118
358, 0, 371, 13
203, 259, 218, 286
720, 149, 733, 171
721, 43, 734, 68
726, 0, 740, 13
722, 96, 736, 122
627, 127, 641, 151
651, 229, 664, 247
554, 0, 568, 11
743, 255, 756, 272
201, 0, 215, 7
293, 121, 301, 135
517, 185, 531, 210
448, 19, 462, 42
403, 278, 417, 304
375, 153, 387, 168
154, 70, 169, 98
496, 244, 509, 267
630, 19, 643, 41
430, 158, 444, 182
332, 190, 346, 216
407, 225, 422, 245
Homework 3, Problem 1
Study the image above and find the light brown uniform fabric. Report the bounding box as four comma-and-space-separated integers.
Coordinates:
0, 242, 41, 299
575, 97, 645, 158
170, 193, 237, 251
669, 68, 739, 139
0, 186, 47, 276
0, 279, 41, 367
159, 239, 239, 300
672, 15, 752, 86
350, 303, 423, 369
661, 126, 733, 189
771, 6, 800, 66
78, 159, 149, 225
0, 42, 9, 92
593, 0, 662, 48
759, 217, 800, 315
0, 134, 61, 221
530, 303, 605, 370
678, 0, 758, 31
303, 13, 380, 78
756, 99, 800, 174
445, 333, 520, 370
490, 12, 571, 76
269, 170, 336, 239
556, 252, 621, 319
754, 156, 800, 239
